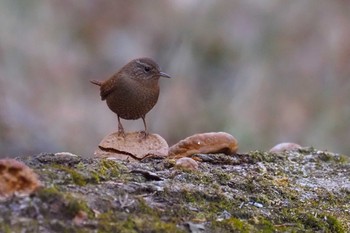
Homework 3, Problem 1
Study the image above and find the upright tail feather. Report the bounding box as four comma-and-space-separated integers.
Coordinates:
90, 80, 102, 86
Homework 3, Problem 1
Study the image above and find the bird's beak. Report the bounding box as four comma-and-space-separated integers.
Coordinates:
159, 71, 171, 78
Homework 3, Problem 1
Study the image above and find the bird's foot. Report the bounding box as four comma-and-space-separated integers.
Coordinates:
117, 117, 125, 138
117, 129, 126, 138
139, 131, 148, 140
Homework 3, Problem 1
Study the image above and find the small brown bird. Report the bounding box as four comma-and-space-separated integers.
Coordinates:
90, 57, 171, 137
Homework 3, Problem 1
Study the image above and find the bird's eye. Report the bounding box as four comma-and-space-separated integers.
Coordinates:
144, 66, 151, 72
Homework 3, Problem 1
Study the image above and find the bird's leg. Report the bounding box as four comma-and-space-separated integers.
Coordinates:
140, 116, 149, 139
117, 116, 125, 137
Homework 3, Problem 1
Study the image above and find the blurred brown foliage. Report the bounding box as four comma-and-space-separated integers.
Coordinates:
0, 0, 350, 157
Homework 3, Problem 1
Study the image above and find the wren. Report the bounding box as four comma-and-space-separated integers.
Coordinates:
90, 57, 171, 137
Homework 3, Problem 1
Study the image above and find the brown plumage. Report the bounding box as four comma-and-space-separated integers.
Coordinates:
90, 57, 171, 137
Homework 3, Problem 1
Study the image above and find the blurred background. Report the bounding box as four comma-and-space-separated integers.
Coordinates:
0, 0, 349, 157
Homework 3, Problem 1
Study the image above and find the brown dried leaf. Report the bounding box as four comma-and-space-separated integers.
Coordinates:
168, 132, 238, 159
0, 159, 41, 197
94, 132, 169, 161
269, 142, 301, 153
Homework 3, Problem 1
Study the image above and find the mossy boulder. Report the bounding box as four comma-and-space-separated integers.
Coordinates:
0, 148, 349, 232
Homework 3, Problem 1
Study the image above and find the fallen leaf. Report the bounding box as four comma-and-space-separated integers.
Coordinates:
0, 159, 41, 197
169, 132, 238, 159
94, 132, 169, 161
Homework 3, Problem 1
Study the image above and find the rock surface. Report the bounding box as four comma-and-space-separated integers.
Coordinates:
0, 148, 349, 232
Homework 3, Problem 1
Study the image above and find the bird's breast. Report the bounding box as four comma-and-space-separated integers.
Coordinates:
105, 79, 160, 120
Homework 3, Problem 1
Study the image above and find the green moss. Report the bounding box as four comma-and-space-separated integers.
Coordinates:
298, 147, 316, 154
213, 169, 232, 185
76, 161, 85, 170
318, 152, 335, 162
298, 213, 345, 232
37, 186, 62, 202
51, 159, 124, 186
337, 155, 348, 164
308, 213, 327, 230
249, 150, 282, 163
317, 151, 348, 164
180, 189, 203, 203
211, 217, 252, 233
97, 211, 184, 233
207, 196, 234, 212
0, 222, 12, 233
65, 195, 93, 218
164, 159, 176, 168
92, 171, 102, 183
69, 170, 87, 186
136, 197, 160, 217
212, 217, 277, 233
54, 165, 87, 186
1, 224, 41, 233
279, 208, 299, 223
97, 159, 123, 179
192, 172, 214, 185
96, 211, 121, 233
177, 187, 237, 221
132, 216, 184, 233
121, 217, 138, 233
326, 215, 345, 233
49, 220, 90, 233
40, 191, 93, 221
255, 217, 276, 233
162, 202, 194, 219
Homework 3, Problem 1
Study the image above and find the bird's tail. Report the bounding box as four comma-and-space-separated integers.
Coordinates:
90, 80, 102, 86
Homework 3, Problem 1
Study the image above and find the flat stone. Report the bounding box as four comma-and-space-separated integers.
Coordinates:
94, 132, 169, 162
